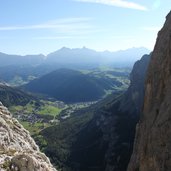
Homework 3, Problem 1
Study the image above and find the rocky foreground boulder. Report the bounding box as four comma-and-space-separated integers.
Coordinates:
127, 11, 171, 171
0, 102, 56, 171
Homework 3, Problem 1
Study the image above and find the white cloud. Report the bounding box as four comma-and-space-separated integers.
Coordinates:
74, 0, 147, 11
0, 17, 108, 41
0, 17, 93, 32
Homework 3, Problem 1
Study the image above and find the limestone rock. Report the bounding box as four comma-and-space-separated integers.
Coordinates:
0, 102, 56, 171
127, 11, 171, 171
120, 54, 150, 116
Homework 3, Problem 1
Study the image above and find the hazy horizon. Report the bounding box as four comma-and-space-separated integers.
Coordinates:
0, 46, 150, 56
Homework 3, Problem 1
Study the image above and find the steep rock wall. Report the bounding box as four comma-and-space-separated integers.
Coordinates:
128, 11, 171, 171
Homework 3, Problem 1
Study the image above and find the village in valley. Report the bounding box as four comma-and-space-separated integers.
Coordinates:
9, 99, 97, 135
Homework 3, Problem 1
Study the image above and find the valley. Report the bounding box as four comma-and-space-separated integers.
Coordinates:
9, 98, 98, 135
0, 1, 170, 171
0, 46, 151, 171
32, 54, 150, 171
0, 66, 130, 139
0, 46, 150, 171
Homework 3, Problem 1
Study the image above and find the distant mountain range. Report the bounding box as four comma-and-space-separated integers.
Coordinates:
0, 52, 45, 66
46, 47, 150, 67
0, 47, 150, 68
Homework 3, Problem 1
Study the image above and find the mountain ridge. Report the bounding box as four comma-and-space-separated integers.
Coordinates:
0, 52, 45, 66
22, 68, 128, 103
46, 47, 150, 67
0, 83, 35, 107
0, 47, 150, 68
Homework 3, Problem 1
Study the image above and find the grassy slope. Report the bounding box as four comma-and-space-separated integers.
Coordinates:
9, 100, 63, 136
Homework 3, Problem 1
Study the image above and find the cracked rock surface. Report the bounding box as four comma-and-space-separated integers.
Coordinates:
0, 102, 56, 171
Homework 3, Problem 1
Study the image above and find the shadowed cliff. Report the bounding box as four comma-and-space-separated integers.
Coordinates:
128, 11, 171, 171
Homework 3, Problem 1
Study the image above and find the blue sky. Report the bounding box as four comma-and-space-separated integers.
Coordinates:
0, 0, 170, 55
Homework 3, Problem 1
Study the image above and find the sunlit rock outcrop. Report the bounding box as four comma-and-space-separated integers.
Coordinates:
0, 102, 56, 171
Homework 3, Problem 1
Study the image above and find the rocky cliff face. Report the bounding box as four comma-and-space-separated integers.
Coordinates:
128, 11, 171, 171
120, 54, 150, 115
0, 102, 56, 171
